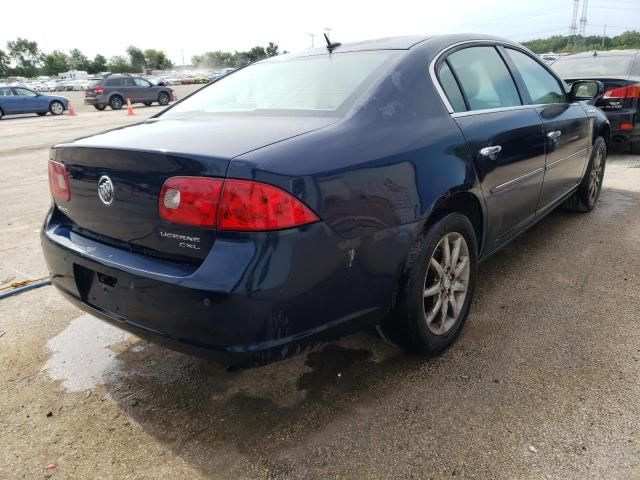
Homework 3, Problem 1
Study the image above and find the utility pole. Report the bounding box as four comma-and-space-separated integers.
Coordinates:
601, 24, 607, 48
578, 0, 588, 49
569, 0, 579, 40
306, 33, 316, 48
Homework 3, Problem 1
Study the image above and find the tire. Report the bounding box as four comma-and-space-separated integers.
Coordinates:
94, 104, 106, 111
37, 112, 47, 116
631, 141, 640, 155
49, 101, 64, 115
0, 108, 3, 120
381, 213, 478, 354
109, 95, 124, 110
564, 136, 607, 212
158, 91, 170, 106
143, 101, 152, 106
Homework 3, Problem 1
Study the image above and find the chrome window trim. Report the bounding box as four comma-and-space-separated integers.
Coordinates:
428, 39, 560, 116
490, 167, 544, 194
546, 148, 588, 170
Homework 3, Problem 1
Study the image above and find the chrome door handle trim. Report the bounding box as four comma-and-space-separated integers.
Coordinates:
547, 130, 562, 139
479, 145, 502, 157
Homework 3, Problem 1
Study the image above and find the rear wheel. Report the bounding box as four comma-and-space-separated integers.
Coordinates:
94, 104, 106, 111
564, 136, 606, 212
143, 101, 152, 106
158, 92, 170, 106
631, 141, 640, 155
0, 108, 3, 120
381, 213, 478, 354
49, 101, 64, 115
109, 95, 124, 110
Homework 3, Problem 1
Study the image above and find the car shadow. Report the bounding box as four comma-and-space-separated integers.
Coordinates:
103, 181, 639, 477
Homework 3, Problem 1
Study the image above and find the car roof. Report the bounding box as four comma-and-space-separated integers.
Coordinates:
273, 34, 520, 61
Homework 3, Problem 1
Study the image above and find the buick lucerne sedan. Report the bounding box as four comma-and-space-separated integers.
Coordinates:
42, 35, 610, 368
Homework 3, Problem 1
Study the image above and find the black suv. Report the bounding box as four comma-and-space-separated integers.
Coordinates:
552, 50, 640, 154
84, 74, 174, 111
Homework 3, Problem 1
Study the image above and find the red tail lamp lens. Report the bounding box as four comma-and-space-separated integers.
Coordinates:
48, 160, 71, 201
159, 177, 223, 227
158, 177, 319, 231
218, 179, 319, 231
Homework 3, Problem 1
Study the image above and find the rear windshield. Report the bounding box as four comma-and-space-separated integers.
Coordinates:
87, 80, 101, 88
162, 51, 399, 117
551, 55, 635, 78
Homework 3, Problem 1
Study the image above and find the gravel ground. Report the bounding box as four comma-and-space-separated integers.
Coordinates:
0, 106, 639, 479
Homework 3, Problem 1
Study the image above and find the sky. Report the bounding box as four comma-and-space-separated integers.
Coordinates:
3, 0, 639, 65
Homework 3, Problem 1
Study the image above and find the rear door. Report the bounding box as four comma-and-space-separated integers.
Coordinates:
504, 47, 590, 213
118, 77, 136, 101
438, 45, 546, 251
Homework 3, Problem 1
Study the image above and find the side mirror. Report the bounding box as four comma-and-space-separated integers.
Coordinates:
570, 80, 604, 101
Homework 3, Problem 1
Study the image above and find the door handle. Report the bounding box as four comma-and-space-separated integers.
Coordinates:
479, 145, 502, 157
547, 130, 562, 139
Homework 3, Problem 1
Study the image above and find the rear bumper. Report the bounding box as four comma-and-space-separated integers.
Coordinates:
601, 109, 639, 143
41, 207, 408, 367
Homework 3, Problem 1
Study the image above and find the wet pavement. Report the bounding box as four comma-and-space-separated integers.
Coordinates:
0, 109, 639, 479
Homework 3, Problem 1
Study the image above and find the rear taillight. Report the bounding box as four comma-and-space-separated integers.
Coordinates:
158, 177, 319, 231
93, 86, 104, 94
159, 177, 223, 227
603, 83, 640, 99
48, 160, 71, 201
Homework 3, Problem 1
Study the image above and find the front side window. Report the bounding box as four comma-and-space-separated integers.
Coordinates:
13, 88, 37, 97
162, 51, 399, 116
134, 78, 150, 87
446, 46, 521, 111
438, 61, 466, 112
507, 49, 565, 104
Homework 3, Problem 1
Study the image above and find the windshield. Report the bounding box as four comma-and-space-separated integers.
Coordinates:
162, 51, 399, 117
551, 55, 635, 78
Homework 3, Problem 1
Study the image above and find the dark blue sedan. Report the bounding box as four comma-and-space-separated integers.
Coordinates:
41, 34, 610, 368
0, 86, 68, 119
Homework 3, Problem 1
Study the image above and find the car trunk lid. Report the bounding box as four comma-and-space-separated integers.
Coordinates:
53, 115, 336, 262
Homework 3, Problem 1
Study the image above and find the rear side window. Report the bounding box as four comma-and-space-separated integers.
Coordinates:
447, 46, 521, 111
0, 87, 12, 96
438, 62, 466, 112
121, 78, 134, 87
105, 78, 120, 86
506, 49, 565, 104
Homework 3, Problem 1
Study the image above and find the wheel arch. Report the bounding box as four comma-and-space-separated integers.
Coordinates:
426, 191, 486, 256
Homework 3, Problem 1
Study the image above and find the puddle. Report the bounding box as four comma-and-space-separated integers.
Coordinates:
42, 314, 132, 392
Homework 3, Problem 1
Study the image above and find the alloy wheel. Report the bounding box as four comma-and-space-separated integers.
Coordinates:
588, 146, 604, 203
51, 102, 64, 115
423, 232, 470, 335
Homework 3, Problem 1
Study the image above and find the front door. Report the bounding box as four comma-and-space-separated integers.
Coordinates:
502, 47, 590, 213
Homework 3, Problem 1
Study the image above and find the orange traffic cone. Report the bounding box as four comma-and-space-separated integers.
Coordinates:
172, 92, 178, 102
67, 102, 77, 116
126, 97, 134, 116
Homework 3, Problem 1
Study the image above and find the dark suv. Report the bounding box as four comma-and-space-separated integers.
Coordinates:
552, 50, 640, 154
84, 74, 174, 111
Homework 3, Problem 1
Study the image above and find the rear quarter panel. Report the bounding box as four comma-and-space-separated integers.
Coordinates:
230, 47, 483, 240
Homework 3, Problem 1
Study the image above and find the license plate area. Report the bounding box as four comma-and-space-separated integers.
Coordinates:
74, 264, 122, 315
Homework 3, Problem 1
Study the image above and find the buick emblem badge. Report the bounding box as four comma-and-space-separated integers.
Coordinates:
98, 175, 114, 206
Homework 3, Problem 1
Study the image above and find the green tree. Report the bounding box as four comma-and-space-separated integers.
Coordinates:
68, 48, 90, 71
0, 49, 9, 77
126, 46, 146, 72
89, 54, 108, 74
265, 42, 280, 57
144, 49, 173, 70
107, 56, 131, 73
522, 30, 640, 53
42, 50, 70, 76
7, 37, 41, 77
